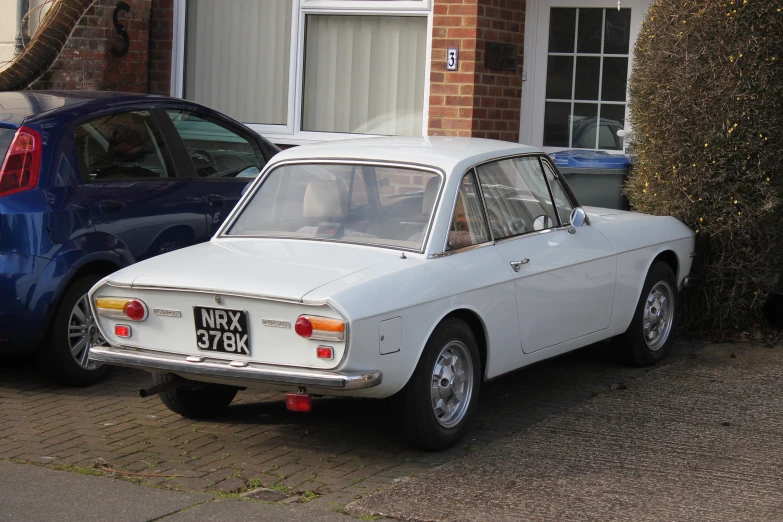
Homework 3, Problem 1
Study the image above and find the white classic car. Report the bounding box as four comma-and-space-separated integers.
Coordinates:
89, 137, 695, 450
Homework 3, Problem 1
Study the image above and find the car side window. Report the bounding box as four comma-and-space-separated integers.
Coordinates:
446, 172, 490, 251
166, 110, 267, 179
475, 157, 559, 240
541, 159, 574, 226
74, 110, 174, 182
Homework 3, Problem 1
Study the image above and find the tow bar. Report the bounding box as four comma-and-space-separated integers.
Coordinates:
138, 378, 194, 398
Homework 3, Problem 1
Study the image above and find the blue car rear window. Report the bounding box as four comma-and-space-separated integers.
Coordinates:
0, 129, 16, 161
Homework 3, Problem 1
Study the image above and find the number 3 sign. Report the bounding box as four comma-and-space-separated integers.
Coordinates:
447, 48, 458, 71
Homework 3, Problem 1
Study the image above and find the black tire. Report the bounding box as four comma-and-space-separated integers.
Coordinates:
402, 318, 481, 451
154, 373, 238, 418
616, 262, 678, 367
37, 274, 110, 386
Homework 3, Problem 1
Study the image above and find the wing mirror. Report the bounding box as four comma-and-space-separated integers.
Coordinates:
568, 207, 587, 234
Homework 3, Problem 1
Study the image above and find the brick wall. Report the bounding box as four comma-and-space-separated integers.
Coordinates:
32, 0, 153, 92
428, 0, 525, 142
148, 0, 173, 95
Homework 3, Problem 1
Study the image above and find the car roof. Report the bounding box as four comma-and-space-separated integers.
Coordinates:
269, 136, 542, 174
0, 91, 173, 124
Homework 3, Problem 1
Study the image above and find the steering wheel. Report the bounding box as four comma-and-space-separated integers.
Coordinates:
484, 199, 530, 237
188, 149, 217, 176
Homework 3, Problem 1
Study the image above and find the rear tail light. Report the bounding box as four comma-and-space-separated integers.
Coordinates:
95, 297, 149, 321
0, 126, 42, 198
294, 315, 345, 341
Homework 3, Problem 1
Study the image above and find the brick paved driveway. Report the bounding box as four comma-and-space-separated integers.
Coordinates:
0, 341, 696, 507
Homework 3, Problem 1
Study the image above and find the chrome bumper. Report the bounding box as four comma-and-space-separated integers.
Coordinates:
89, 346, 382, 390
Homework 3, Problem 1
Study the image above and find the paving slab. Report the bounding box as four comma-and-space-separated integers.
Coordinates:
159, 498, 354, 521
0, 460, 212, 522
1, 341, 683, 507
348, 342, 783, 521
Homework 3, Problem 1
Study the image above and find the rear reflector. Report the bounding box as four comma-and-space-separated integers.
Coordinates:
285, 392, 312, 412
0, 126, 42, 198
115, 325, 131, 338
316, 346, 333, 360
294, 315, 345, 341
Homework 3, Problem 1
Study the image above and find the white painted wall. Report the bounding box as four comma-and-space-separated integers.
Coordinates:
0, 0, 18, 68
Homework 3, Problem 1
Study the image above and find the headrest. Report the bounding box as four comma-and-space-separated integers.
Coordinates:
422, 176, 441, 215
303, 179, 348, 218
109, 118, 149, 162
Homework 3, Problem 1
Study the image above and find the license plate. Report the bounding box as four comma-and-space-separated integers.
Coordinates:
194, 306, 250, 355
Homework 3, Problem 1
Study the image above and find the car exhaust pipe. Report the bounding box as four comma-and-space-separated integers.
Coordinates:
139, 379, 184, 398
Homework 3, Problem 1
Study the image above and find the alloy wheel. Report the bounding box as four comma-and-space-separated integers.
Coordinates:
643, 281, 674, 351
67, 294, 105, 370
430, 340, 474, 428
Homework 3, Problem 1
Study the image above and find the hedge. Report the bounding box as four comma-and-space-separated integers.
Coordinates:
626, 0, 783, 329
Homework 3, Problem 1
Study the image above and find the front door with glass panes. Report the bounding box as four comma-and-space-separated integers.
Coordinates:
524, 0, 650, 153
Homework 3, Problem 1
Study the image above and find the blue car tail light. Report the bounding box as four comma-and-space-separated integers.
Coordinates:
0, 126, 42, 198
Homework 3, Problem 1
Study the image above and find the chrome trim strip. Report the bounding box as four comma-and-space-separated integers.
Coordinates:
215, 158, 447, 255
492, 225, 570, 244
89, 346, 382, 390
429, 240, 495, 259
104, 281, 314, 305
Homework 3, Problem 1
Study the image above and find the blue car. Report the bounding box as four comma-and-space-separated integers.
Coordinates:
0, 91, 279, 386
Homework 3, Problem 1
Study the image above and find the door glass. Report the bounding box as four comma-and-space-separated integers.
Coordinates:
542, 160, 573, 225
543, 7, 631, 150
166, 110, 267, 179
476, 157, 558, 240
74, 111, 174, 182
446, 172, 490, 251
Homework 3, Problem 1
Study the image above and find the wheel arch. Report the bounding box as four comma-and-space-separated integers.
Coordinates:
651, 249, 679, 282
616, 247, 682, 335
430, 308, 489, 381
42, 253, 123, 336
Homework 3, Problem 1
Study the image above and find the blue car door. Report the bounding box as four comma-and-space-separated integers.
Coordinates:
157, 109, 269, 236
74, 109, 208, 265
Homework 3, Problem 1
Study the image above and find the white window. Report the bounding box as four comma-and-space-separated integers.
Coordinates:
184, 0, 292, 126
172, 0, 432, 145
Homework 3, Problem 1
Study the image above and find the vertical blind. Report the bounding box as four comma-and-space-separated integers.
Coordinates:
185, 0, 292, 125
302, 15, 427, 136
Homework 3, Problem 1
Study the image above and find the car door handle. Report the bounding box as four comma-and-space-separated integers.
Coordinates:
510, 259, 530, 272
98, 200, 124, 213
205, 194, 227, 207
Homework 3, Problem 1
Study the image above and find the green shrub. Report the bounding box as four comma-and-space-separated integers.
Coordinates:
627, 0, 783, 329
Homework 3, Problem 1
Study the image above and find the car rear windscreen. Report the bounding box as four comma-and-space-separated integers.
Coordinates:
0, 128, 15, 161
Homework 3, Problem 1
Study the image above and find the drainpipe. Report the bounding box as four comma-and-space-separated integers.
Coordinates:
15, 0, 30, 55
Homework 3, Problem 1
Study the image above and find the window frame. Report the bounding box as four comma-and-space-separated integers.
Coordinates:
538, 154, 584, 224
472, 154, 565, 243
172, 0, 433, 145
443, 169, 494, 253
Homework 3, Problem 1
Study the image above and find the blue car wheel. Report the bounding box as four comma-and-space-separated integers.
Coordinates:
36, 274, 110, 386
